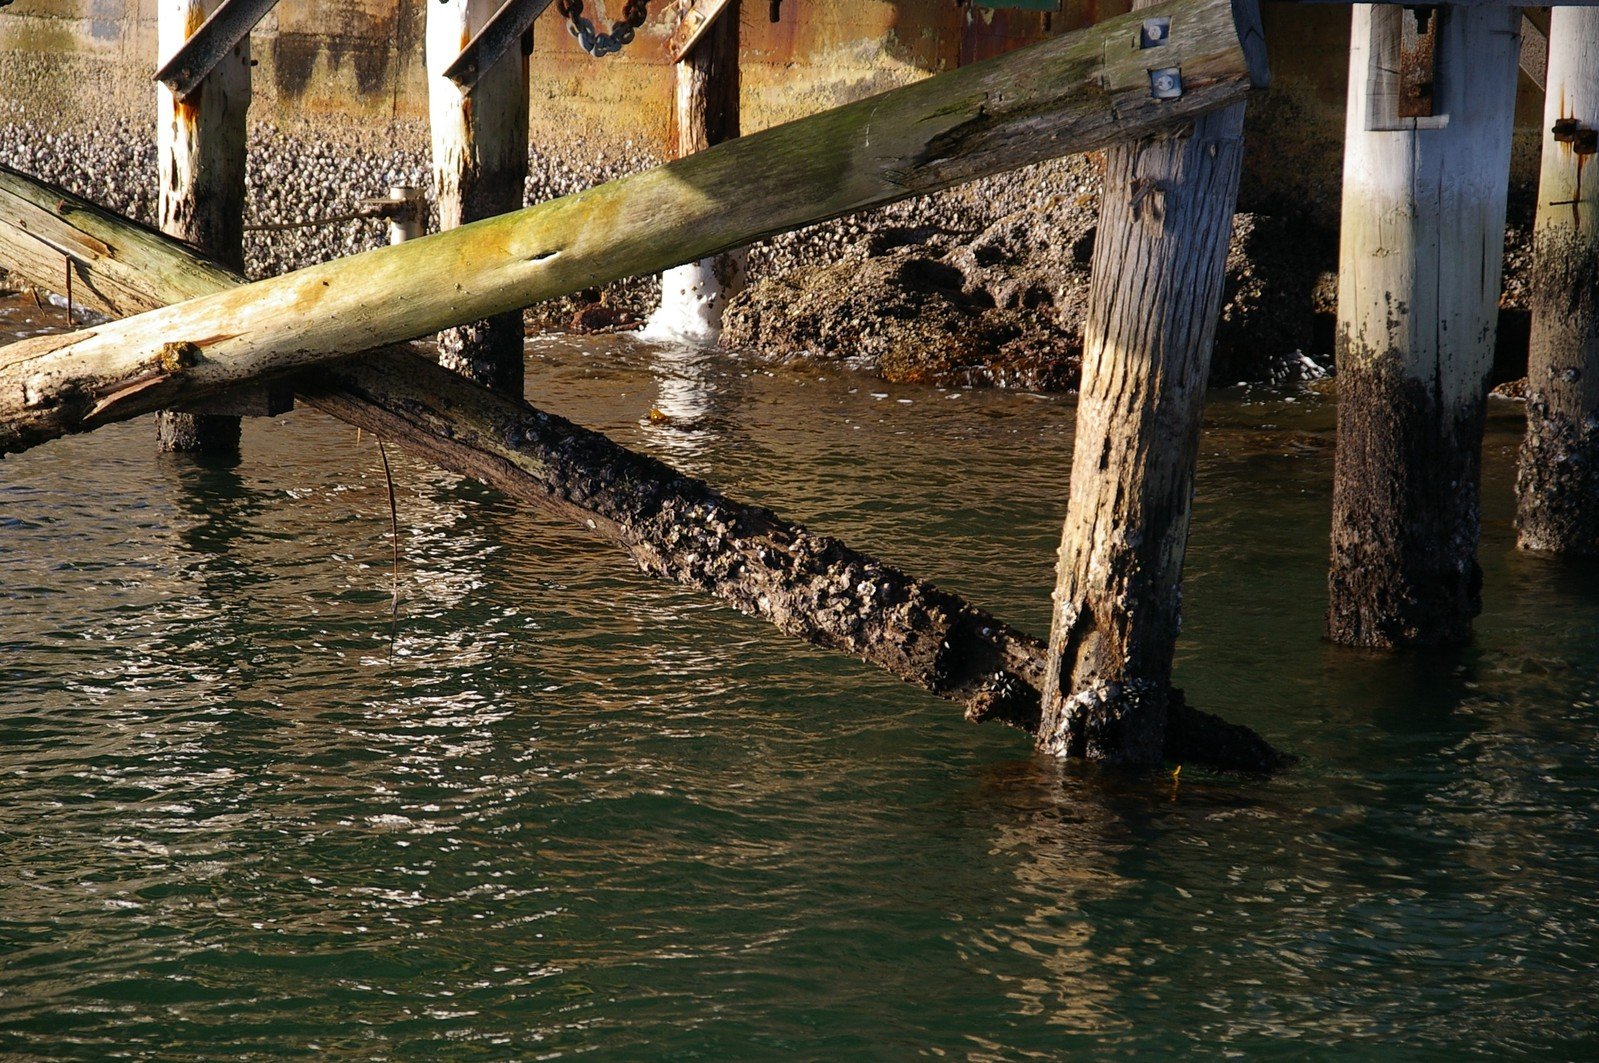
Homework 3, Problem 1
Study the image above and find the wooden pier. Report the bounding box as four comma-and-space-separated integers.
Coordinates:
3, 0, 1598, 769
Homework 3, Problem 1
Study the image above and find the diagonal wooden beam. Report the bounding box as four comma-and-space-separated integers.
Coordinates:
443, 0, 557, 91
153, 0, 280, 100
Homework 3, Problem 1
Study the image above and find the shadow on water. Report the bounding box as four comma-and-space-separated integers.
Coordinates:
162, 450, 258, 556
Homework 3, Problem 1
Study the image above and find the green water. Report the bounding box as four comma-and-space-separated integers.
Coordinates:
3, 315, 1598, 1057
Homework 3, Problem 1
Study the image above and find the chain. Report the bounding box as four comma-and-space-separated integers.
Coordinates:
557, 0, 650, 57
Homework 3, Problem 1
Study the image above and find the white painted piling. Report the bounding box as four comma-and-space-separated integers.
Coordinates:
644, 0, 744, 346
1516, 8, 1599, 554
1327, 4, 1522, 647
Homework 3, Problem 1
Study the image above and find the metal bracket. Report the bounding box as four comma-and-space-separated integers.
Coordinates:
668, 0, 736, 63
1364, 4, 1448, 132
1552, 118, 1599, 155
1396, 5, 1438, 119
358, 185, 427, 244
443, 0, 558, 92
1149, 67, 1183, 99
153, 0, 282, 101
1140, 17, 1171, 49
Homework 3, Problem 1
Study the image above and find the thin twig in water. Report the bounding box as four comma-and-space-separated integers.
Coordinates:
377, 438, 401, 617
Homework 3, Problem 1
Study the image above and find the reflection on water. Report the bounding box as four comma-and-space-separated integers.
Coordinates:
638, 337, 725, 462
3, 302, 1599, 1055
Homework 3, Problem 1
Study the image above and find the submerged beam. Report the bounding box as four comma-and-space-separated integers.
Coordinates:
0, 169, 1289, 774
0, 0, 1267, 456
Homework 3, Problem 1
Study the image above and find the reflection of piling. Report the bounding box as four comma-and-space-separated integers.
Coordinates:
647, 0, 745, 345
1326, 6, 1520, 648
427, 0, 531, 398
1036, 1, 1256, 764
155, 0, 249, 455
1517, 9, 1599, 555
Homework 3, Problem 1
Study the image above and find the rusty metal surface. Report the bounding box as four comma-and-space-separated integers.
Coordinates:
666, 0, 735, 60
1396, 5, 1436, 120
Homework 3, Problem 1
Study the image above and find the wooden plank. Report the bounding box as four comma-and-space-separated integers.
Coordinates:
668, 0, 735, 62
442, 0, 555, 92
153, 0, 280, 101
1, 0, 1269, 456
1520, 11, 1548, 90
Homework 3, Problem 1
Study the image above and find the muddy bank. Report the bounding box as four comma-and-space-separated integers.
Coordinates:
723, 157, 1340, 390
719, 158, 1544, 392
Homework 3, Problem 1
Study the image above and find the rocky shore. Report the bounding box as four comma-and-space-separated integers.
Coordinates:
0, 120, 1536, 392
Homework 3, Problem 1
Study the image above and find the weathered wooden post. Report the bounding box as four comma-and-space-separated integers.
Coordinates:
1516, 8, 1599, 554
427, 0, 532, 397
1037, 1, 1264, 764
646, 0, 745, 343
1327, 5, 1521, 647
155, 0, 249, 453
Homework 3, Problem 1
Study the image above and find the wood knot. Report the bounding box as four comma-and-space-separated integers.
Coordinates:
158, 341, 203, 373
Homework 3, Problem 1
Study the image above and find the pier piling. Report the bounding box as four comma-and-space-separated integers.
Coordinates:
1327, 4, 1521, 648
1516, 8, 1599, 555
1036, 1, 1259, 764
648, 0, 745, 343
154, 0, 249, 454
428, 0, 532, 398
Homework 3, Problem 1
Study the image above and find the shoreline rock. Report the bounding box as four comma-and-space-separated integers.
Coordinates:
0, 121, 1539, 392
